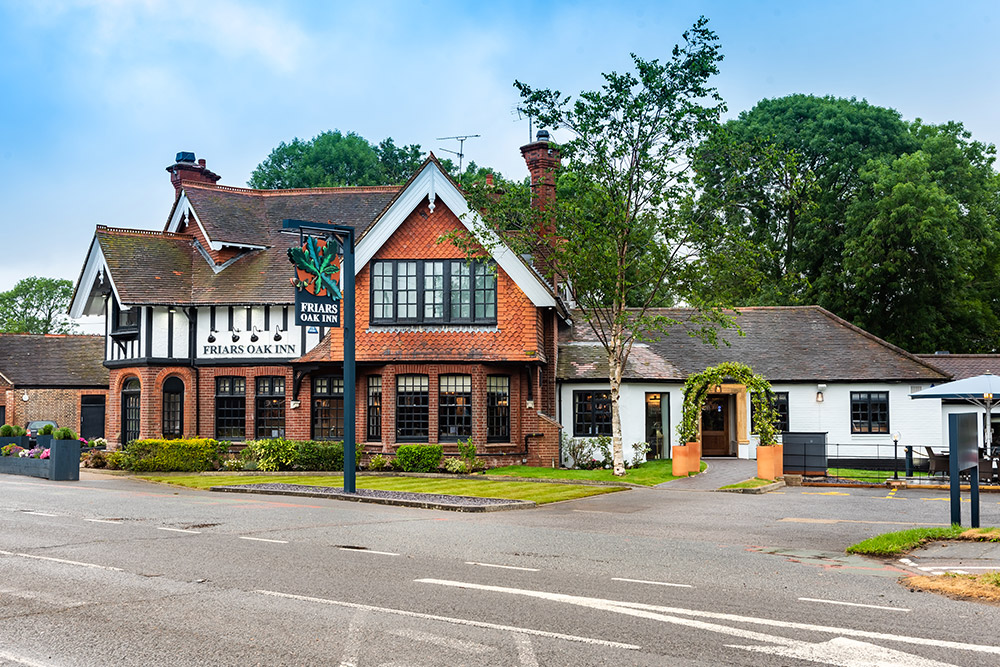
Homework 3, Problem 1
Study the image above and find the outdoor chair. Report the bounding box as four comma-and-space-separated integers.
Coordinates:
924, 447, 950, 477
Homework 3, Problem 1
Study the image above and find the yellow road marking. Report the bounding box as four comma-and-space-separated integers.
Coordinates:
802, 491, 850, 496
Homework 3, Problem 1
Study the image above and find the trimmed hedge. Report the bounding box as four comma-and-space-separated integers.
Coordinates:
394, 444, 443, 472
122, 438, 226, 472
294, 440, 364, 471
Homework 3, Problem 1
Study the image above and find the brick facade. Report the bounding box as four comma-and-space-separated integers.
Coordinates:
2, 386, 107, 435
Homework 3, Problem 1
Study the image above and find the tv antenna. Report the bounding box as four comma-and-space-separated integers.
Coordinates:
512, 106, 533, 143
436, 134, 480, 175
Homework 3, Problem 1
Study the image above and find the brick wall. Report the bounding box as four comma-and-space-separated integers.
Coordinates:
2, 386, 107, 434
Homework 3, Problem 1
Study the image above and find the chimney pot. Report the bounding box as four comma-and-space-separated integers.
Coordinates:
485, 173, 494, 186
167, 151, 221, 198
536, 129, 550, 143
198, 159, 206, 167
176, 151, 196, 163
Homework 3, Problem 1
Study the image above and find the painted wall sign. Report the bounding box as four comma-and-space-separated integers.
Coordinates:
289, 233, 342, 327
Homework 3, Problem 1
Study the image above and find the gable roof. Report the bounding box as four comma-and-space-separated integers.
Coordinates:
559, 306, 950, 383
917, 354, 999, 380
0, 335, 107, 387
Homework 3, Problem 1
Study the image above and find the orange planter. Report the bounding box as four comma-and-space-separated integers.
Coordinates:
687, 441, 701, 474
774, 444, 783, 478
672, 444, 690, 476
757, 445, 779, 480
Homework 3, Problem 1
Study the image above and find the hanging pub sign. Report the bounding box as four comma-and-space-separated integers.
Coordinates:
287, 228, 343, 327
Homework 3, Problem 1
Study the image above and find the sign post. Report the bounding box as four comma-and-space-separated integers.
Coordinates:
949, 412, 980, 527
284, 219, 356, 493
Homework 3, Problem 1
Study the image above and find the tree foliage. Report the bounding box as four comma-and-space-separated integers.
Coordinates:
461, 18, 751, 475
0, 277, 78, 334
248, 130, 500, 189
694, 95, 1000, 352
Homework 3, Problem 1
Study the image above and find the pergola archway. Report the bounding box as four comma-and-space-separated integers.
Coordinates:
678, 362, 780, 449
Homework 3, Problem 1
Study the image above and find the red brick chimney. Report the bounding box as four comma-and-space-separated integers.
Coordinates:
520, 130, 561, 284
166, 152, 221, 198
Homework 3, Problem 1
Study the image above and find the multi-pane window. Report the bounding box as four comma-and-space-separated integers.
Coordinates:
851, 392, 889, 434
215, 376, 246, 440
573, 390, 612, 437
439, 374, 472, 441
487, 375, 510, 442
367, 376, 382, 441
122, 377, 141, 444
312, 376, 344, 441
751, 391, 789, 433
370, 260, 496, 324
162, 377, 184, 439
396, 374, 429, 441
255, 376, 285, 439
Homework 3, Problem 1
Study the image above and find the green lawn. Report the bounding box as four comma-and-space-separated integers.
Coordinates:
486, 458, 706, 486
719, 477, 774, 490
846, 526, 967, 557
140, 474, 624, 505
827, 468, 931, 483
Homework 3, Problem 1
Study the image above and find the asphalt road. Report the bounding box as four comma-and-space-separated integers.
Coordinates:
2, 473, 1000, 666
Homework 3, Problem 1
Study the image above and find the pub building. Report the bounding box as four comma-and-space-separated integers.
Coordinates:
70, 137, 566, 465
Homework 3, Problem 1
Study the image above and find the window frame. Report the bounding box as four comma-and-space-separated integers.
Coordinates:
121, 377, 141, 444
573, 390, 612, 437
751, 391, 790, 434
255, 376, 286, 439
370, 259, 497, 325
162, 376, 184, 439
395, 374, 429, 442
311, 376, 344, 441
366, 375, 382, 442
851, 391, 890, 434
438, 374, 473, 442
215, 376, 246, 441
486, 375, 510, 443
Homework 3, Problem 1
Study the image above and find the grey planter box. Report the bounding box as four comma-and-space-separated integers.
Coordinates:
0, 436, 28, 448
36, 434, 53, 449
0, 439, 81, 481
782, 432, 828, 476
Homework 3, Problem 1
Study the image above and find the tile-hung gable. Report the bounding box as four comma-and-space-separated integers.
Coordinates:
70, 146, 567, 466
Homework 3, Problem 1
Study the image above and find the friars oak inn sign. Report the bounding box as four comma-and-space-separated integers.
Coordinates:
288, 223, 344, 328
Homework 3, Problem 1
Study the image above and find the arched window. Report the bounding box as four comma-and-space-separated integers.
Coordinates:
121, 378, 141, 445
162, 377, 184, 439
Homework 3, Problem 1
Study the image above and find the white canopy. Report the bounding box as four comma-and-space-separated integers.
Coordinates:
911, 372, 1000, 455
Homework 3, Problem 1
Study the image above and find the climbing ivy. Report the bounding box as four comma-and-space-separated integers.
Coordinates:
678, 362, 780, 447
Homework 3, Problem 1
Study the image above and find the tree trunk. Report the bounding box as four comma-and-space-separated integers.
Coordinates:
608, 333, 626, 477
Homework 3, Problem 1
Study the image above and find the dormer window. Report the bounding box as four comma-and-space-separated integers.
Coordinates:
371, 260, 496, 325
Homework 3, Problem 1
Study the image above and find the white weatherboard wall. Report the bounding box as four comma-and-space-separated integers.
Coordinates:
559, 380, 944, 463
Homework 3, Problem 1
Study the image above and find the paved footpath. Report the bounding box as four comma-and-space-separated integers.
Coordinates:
658, 456, 759, 490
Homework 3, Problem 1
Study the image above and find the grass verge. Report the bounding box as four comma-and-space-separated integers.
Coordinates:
847, 526, 1000, 557
905, 572, 1000, 604
139, 474, 624, 505
487, 459, 706, 486
827, 467, 930, 483
719, 477, 775, 490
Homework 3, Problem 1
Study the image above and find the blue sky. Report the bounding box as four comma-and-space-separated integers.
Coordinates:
2, 0, 998, 305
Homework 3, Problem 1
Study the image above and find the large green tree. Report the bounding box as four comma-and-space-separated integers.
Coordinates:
462, 18, 753, 475
694, 95, 1000, 352
248, 130, 425, 188
0, 277, 78, 334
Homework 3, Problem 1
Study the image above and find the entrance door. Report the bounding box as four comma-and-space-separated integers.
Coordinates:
701, 394, 731, 456
81, 395, 106, 440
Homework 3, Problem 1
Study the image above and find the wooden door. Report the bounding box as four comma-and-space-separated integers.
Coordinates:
701, 394, 730, 456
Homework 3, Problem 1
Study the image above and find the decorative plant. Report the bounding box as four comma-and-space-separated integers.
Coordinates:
39, 424, 54, 435
678, 361, 780, 447
368, 453, 393, 471
53, 427, 79, 440
0, 425, 13, 437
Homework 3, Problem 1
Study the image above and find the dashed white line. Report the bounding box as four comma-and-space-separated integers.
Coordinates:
0, 549, 123, 572
798, 597, 909, 612
22, 511, 57, 517
84, 518, 122, 524
466, 561, 539, 572
0, 649, 55, 667
254, 589, 641, 650
612, 577, 693, 588
239, 536, 288, 544
156, 527, 201, 534
339, 547, 399, 556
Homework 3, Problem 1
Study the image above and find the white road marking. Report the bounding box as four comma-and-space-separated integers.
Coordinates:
780, 518, 945, 526
729, 636, 956, 666
254, 589, 640, 650
339, 547, 399, 556
571, 509, 616, 514
416, 579, 1000, 656
84, 518, 122, 524
338, 607, 368, 667
0, 649, 55, 667
22, 511, 57, 517
156, 527, 201, 534
918, 565, 1000, 570
0, 549, 123, 572
798, 597, 909, 612
516, 635, 539, 667
466, 561, 539, 572
612, 577, 693, 588
387, 627, 494, 654
239, 536, 288, 544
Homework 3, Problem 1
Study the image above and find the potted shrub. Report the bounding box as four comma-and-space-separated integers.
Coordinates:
0, 424, 28, 447
36, 423, 55, 449
51, 427, 82, 481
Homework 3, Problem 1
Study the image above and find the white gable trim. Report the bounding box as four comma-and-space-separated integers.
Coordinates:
355, 162, 558, 309
69, 237, 121, 318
